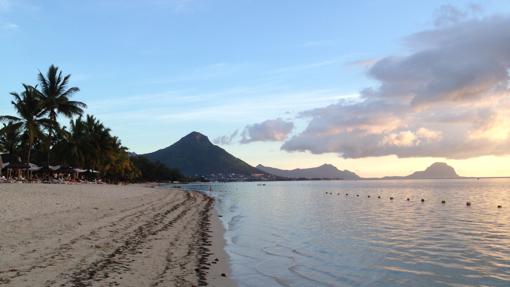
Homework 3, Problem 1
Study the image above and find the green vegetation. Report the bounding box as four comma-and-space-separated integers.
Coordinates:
130, 155, 185, 182
0, 65, 186, 183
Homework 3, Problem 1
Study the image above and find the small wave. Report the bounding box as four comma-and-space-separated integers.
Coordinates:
228, 214, 243, 231
261, 246, 296, 261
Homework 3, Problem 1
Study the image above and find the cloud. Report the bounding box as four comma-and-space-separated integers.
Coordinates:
380, 128, 442, 147
240, 118, 294, 144
347, 58, 378, 68
434, 4, 467, 27
282, 14, 510, 159
213, 130, 238, 145
0, 22, 18, 30
434, 4, 483, 27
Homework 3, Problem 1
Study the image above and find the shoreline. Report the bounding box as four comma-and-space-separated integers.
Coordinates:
153, 183, 235, 286
206, 206, 235, 287
0, 183, 236, 286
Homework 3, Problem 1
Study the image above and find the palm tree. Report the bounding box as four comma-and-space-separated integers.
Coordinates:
38, 65, 87, 164
0, 84, 50, 163
0, 122, 23, 160
53, 117, 91, 167
52, 115, 138, 182
84, 115, 112, 170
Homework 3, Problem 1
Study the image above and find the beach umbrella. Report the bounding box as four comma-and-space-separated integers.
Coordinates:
58, 166, 77, 174
29, 163, 41, 172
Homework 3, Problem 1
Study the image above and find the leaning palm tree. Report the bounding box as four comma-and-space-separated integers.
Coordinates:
0, 84, 50, 163
37, 65, 87, 164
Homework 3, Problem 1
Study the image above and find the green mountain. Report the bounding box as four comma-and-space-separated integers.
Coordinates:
144, 131, 262, 177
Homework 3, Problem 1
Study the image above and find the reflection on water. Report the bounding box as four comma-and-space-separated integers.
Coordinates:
184, 179, 510, 287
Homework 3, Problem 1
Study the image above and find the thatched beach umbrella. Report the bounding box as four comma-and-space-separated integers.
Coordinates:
29, 163, 41, 171
27, 163, 41, 179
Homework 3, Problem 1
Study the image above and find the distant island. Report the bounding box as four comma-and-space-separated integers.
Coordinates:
257, 164, 360, 180
383, 162, 461, 179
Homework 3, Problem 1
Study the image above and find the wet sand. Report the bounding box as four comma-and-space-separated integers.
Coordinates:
0, 183, 235, 286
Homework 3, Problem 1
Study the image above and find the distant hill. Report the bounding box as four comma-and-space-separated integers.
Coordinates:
256, 163, 360, 180
144, 132, 263, 177
385, 162, 460, 179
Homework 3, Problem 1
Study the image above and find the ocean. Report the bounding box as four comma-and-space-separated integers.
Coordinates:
182, 179, 510, 287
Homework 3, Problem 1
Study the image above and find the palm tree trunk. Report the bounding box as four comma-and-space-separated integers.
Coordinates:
47, 111, 56, 166
46, 128, 51, 165
27, 144, 31, 164
27, 142, 32, 180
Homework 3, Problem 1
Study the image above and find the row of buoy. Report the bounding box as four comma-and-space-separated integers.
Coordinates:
324, 192, 503, 208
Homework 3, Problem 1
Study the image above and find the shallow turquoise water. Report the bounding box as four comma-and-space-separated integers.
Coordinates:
182, 179, 510, 287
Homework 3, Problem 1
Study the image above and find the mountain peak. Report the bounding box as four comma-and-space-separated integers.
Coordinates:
319, 163, 336, 169
407, 162, 459, 179
181, 131, 209, 142
426, 162, 450, 170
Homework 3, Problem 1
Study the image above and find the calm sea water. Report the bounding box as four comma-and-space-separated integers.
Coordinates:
182, 179, 510, 287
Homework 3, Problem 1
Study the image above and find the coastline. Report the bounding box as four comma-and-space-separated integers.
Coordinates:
0, 183, 236, 286
206, 206, 235, 287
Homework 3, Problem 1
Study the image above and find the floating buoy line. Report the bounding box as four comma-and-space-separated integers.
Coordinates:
322, 192, 503, 208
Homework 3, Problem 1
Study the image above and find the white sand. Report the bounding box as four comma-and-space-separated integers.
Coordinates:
0, 183, 236, 286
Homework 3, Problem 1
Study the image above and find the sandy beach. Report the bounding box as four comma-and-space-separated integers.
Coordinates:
0, 183, 235, 287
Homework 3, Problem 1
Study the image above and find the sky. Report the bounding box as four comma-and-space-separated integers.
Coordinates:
1, 0, 510, 177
